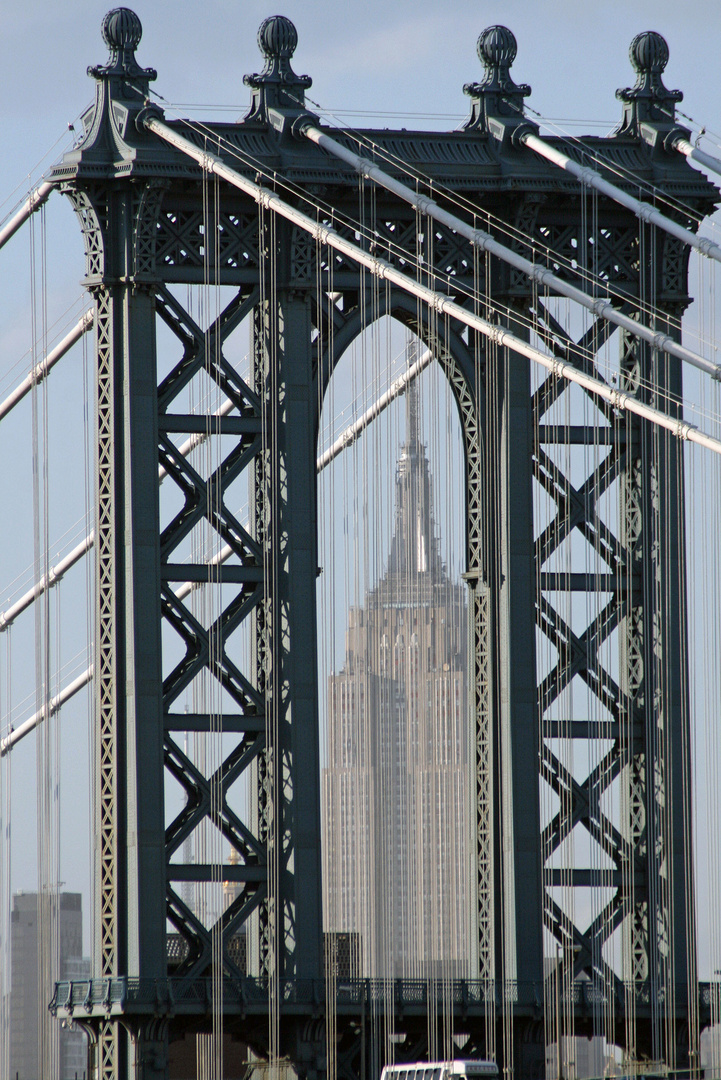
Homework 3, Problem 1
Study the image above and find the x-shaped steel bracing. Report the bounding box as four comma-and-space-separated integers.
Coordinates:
532, 300, 643, 991
155, 283, 269, 981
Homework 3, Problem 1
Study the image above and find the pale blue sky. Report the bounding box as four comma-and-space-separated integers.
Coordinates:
4, 1, 721, 156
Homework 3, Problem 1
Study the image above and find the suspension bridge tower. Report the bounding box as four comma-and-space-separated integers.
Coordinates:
46, 9, 718, 1080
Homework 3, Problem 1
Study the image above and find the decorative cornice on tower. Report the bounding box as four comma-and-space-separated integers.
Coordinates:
616, 31, 684, 138
243, 15, 312, 124
463, 25, 535, 144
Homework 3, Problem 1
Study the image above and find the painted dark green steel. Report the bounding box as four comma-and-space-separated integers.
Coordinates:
50, 9, 718, 1079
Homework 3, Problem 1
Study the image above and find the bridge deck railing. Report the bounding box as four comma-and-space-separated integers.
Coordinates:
50, 976, 717, 1021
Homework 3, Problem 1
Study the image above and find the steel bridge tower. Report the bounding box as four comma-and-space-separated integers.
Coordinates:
51, 9, 717, 1079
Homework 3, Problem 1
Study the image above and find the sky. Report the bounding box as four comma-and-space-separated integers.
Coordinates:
4, 1, 721, 168
2, 0, 721, 968
5, 1, 721, 400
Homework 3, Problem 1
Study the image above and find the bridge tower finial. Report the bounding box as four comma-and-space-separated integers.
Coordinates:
88, 8, 156, 89
69, 8, 161, 165
463, 25, 534, 143
243, 15, 312, 124
616, 30, 683, 136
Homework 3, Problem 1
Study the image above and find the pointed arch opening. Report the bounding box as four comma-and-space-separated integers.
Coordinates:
316, 312, 476, 983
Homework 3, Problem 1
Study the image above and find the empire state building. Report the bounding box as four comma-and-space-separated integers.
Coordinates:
322, 377, 473, 979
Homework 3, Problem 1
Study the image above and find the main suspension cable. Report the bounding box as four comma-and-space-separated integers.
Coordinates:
289, 89, 717, 353
142, 109, 721, 459
300, 121, 721, 380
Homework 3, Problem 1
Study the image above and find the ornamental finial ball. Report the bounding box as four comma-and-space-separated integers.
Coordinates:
258, 15, 298, 60
101, 8, 143, 50
629, 30, 669, 74
477, 25, 517, 69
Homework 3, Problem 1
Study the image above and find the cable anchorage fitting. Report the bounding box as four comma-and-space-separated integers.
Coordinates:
136, 101, 165, 134
652, 331, 672, 352
697, 236, 721, 259
290, 114, 319, 140
608, 388, 629, 412
471, 229, 493, 254
415, 195, 436, 217
578, 166, 599, 188
533, 267, 556, 290
200, 151, 218, 175
590, 298, 613, 317
636, 203, 656, 224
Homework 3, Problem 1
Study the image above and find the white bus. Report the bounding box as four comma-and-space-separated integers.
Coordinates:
381, 1061, 499, 1080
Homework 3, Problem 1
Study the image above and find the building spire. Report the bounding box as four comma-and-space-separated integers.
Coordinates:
405, 339, 421, 450
383, 340, 444, 579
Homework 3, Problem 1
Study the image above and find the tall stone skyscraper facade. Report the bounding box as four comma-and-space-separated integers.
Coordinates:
322, 377, 473, 979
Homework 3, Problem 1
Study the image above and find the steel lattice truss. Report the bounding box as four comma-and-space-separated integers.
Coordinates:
530, 263, 694, 1041
154, 283, 268, 980
533, 300, 635, 987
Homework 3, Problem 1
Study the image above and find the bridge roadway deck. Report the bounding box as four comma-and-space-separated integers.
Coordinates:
51, 976, 716, 1026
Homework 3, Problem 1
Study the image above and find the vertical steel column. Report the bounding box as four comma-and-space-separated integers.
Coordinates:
479, 310, 544, 1073
500, 328, 544, 993
93, 198, 166, 1080
66, 188, 166, 1080
616, 51, 698, 1063
463, 27, 546, 1013
60, 12, 168, 1077
619, 305, 695, 1064
251, 218, 323, 985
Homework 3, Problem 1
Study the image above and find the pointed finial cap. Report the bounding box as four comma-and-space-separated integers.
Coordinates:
90, 7, 156, 84
463, 24, 531, 134
243, 14, 312, 121
258, 15, 299, 60
616, 30, 681, 132
477, 25, 518, 71
101, 7, 142, 50
629, 30, 669, 75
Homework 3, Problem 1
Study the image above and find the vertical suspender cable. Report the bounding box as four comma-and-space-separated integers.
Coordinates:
211, 161, 224, 1080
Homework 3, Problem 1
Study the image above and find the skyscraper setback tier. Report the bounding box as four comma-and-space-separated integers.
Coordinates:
322, 377, 473, 979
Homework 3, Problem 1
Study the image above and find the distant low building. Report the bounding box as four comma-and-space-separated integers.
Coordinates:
60, 954, 91, 1078
10, 891, 87, 1080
